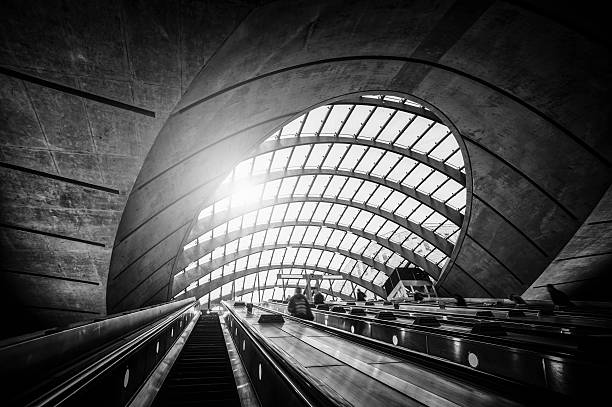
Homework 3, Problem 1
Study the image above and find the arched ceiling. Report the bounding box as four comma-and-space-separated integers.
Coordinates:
1, 0, 610, 338
108, 0, 611, 314
170, 94, 468, 303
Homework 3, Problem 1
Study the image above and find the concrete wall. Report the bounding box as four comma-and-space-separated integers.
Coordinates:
524, 185, 612, 301
0, 0, 258, 338
108, 0, 611, 313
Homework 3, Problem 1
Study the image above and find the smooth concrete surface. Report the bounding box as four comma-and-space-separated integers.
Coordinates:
525, 184, 612, 301
0, 0, 259, 338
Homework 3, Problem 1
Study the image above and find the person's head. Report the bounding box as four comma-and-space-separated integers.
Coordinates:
295, 287, 302, 295
357, 289, 362, 293
546, 284, 554, 292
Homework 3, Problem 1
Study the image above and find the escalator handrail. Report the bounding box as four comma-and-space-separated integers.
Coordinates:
302, 304, 583, 359
256, 303, 569, 406
28, 300, 198, 406
222, 301, 352, 407
369, 302, 612, 333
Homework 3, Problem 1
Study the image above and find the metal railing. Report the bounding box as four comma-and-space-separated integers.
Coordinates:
222, 301, 352, 407
1, 298, 198, 406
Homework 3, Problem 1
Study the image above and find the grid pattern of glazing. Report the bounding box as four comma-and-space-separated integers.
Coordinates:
177, 95, 466, 302
182, 265, 383, 305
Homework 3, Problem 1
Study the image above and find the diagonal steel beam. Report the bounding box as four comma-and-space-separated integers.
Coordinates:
175, 242, 441, 294
179, 219, 440, 277
330, 96, 441, 123
207, 285, 355, 303
180, 264, 385, 300
189, 196, 454, 257
175, 242, 401, 294
210, 168, 463, 226
251, 136, 465, 183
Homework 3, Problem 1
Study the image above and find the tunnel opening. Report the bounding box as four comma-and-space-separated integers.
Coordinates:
170, 92, 471, 308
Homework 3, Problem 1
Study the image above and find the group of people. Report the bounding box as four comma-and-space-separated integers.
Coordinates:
285, 283, 574, 320
286, 288, 368, 320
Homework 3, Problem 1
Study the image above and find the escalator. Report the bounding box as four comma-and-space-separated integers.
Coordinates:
152, 312, 241, 407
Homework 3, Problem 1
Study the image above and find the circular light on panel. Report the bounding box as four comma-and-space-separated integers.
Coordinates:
468, 352, 479, 368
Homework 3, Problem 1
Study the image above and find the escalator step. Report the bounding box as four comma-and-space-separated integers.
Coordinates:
151, 313, 241, 407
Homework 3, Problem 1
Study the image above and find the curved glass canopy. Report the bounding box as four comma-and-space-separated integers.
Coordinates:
174, 94, 467, 305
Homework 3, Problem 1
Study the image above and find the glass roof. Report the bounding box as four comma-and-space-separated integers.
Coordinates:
174, 94, 467, 303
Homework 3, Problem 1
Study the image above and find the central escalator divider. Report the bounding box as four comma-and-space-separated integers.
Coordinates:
152, 312, 241, 407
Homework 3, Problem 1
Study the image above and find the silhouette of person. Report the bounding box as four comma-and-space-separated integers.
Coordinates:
287, 287, 314, 320
546, 284, 574, 307
356, 289, 366, 301
509, 293, 527, 306
413, 292, 424, 302
453, 294, 466, 306
313, 290, 324, 305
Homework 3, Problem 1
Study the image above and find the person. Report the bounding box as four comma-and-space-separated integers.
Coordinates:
509, 293, 526, 306
413, 292, 424, 302
313, 289, 324, 305
453, 293, 466, 306
356, 289, 366, 301
287, 287, 314, 320
546, 284, 574, 307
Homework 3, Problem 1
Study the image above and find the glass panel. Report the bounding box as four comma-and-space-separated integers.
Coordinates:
371, 152, 401, 178
324, 205, 345, 224
321, 105, 352, 135
351, 210, 373, 230
387, 157, 417, 182
270, 147, 292, 171
338, 206, 359, 226
304, 144, 330, 168
183, 97, 467, 296
270, 204, 288, 223
302, 106, 329, 134
394, 198, 419, 218
432, 181, 462, 202
338, 177, 361, 200
322, 144, 349, 169
429, 136, 458, 161
353, 181, 377, 203
252, 152, 273, 175
315, 228, 333, 246
309, 175, 331, 197
376, 111, 413, 144
278, 177, 298, 198
358, 107, 394, 140
403, 164, 433, 188
294, 175, 315, 196
447, 188, 466, 211
262, 179, 281, 200
281, 115, 305, 137
256, 207, 273, 225
288, 145, 311, 169
324, 176, 348, 198
338, 145, 367, 170
338, 233, 358, 251
341, 105, 374, 136
394, 116, 433, 148
412, 123, 449, 153
260, 249, 273, 266
298, 202, 318, 221
312, 202, 332, 222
